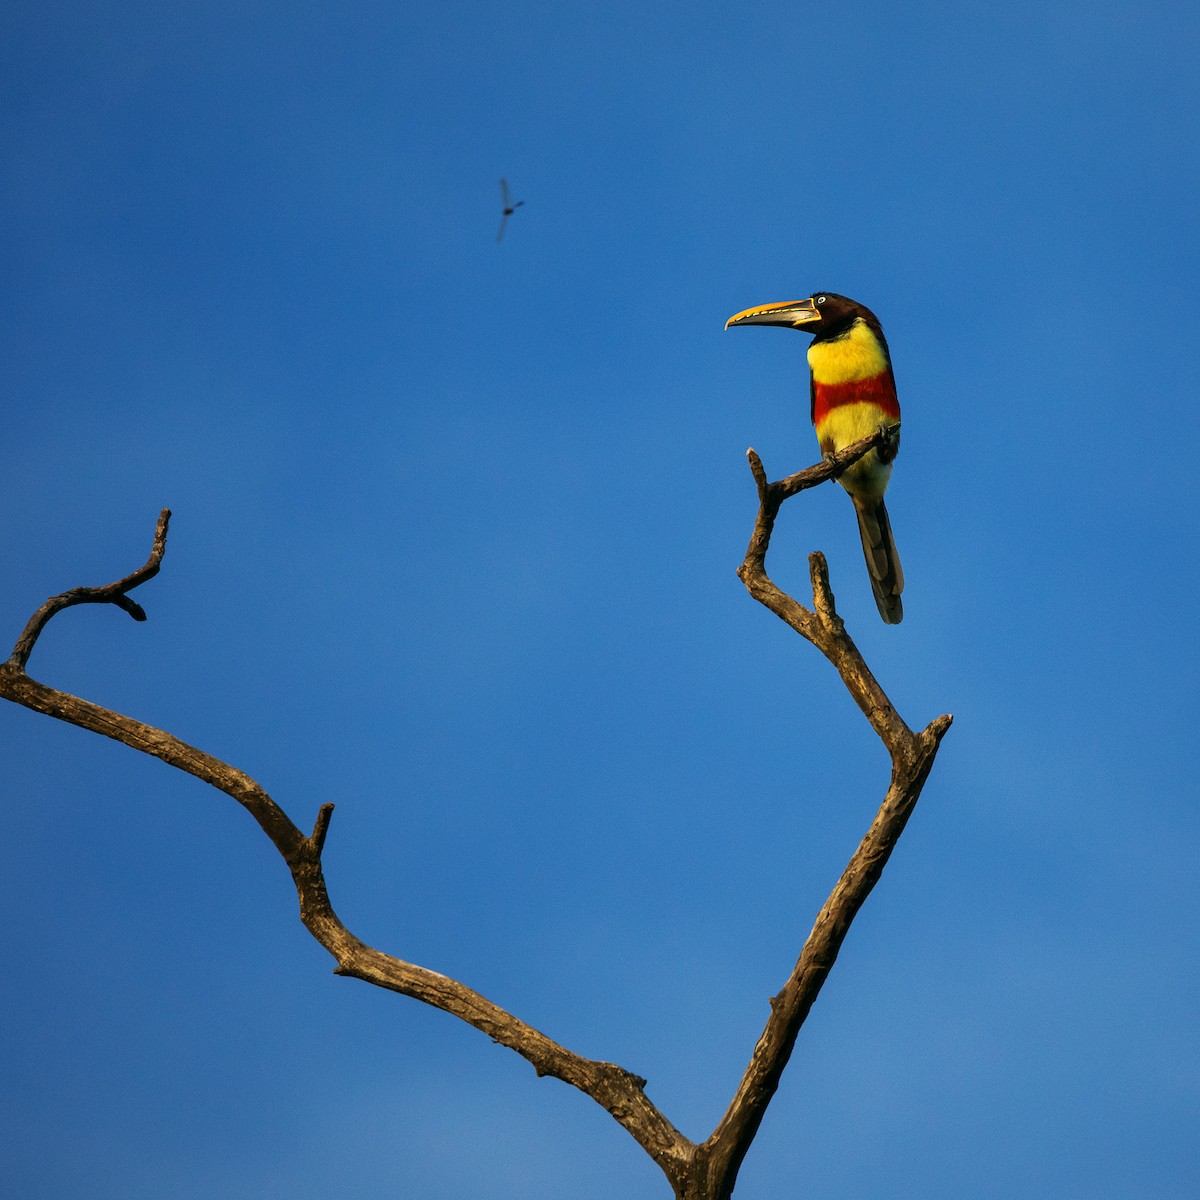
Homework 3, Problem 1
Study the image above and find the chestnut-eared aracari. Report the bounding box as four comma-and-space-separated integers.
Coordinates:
725, 292, 904, 624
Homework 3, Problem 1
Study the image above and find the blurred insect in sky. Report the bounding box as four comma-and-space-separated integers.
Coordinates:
496, 178, 524, 242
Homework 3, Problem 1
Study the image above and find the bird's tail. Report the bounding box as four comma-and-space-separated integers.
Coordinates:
852, 497, 904, 624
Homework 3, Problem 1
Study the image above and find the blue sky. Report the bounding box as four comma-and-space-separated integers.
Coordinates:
2, 2, 1197, 1196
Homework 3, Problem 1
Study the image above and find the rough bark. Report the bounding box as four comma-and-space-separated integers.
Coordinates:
1, 426, 950, 1199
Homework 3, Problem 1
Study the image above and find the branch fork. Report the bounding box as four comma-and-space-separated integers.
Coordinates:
1, 437, 950, 1200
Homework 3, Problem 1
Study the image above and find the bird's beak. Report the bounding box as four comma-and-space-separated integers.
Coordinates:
724, 298, 821, 330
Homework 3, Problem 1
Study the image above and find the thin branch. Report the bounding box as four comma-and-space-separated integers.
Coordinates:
768, 421, 899, 506
738, 428, 911, 750
309, 802, 335, 856
8, 508, 171, 671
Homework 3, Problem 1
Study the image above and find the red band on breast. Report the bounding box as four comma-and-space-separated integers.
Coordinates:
812, 373, 900, 426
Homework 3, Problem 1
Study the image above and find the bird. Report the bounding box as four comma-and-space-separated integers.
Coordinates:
496, 177, 524, 242
725, 292, 904, 624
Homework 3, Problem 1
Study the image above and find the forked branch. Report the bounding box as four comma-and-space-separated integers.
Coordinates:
0, 511, 691, 1186
1, 451, 950, 1200
689, 428, 952, 1199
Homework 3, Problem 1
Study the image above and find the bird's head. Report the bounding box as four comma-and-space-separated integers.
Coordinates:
725, 292, 875, 341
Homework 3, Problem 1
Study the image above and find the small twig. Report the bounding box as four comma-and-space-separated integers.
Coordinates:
8, 508, 172, 671
774, 421, 898, 503
309, 803, 335, 857
747, 448, 769, 499
808, 551, 841, 631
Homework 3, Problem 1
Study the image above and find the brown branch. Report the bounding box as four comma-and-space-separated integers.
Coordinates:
0, 513, 696, 1193
2, 461, 950, 1200
738, 425, 909, 748
683, 437, 952, 1200
7, 508, 172, 671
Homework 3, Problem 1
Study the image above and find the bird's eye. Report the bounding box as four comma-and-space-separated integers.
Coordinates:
816, 295, 827, 304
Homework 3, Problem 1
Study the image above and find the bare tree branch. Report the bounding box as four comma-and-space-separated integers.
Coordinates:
738, 425, 911, 748
8, 508, 171, 672
684, 434, 952, 1200
0, 513, 695, 1190
1, 444, 950, 1200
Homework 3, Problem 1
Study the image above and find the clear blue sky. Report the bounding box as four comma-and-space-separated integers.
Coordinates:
3, 2, 1197, 1197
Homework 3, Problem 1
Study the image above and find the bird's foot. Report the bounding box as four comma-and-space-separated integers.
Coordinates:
877, 421, 901, 463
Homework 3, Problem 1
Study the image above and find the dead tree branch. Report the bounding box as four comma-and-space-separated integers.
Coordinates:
0, 511, 692, 1188
1, 449, 950, 1200
8, 507, 171, 672
685, 425, 953, 1200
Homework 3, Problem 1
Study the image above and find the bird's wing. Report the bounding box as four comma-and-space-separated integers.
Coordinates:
496, 213, 508, 242
500, 177, 511, 206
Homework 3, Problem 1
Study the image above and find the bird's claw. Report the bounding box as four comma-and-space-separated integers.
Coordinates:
877, 422, 900, 463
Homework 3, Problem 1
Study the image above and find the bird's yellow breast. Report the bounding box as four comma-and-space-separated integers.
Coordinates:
816, 401, 895, 450
807, 320, 889, 384
815, 401, 895, 500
